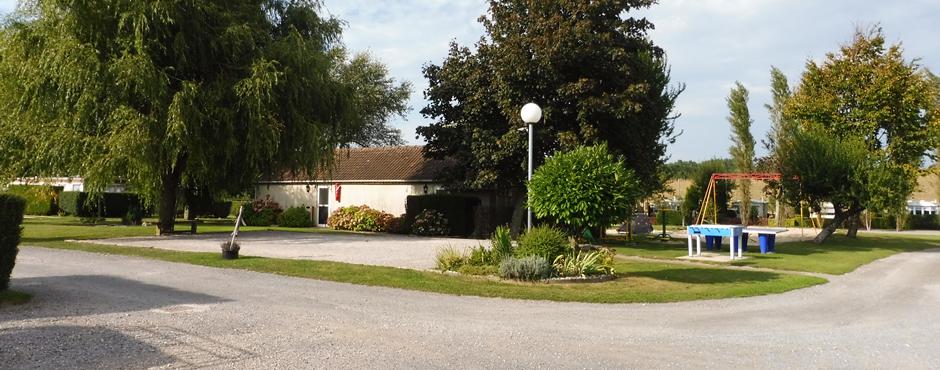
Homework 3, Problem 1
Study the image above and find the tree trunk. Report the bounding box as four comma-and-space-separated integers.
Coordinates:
846, 213, 860, 238
157, 158, 185, 235
813, 212, 846, 244
157, 175, 178, 235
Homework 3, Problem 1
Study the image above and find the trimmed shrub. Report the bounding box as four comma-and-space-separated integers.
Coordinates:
242, 198, 283, 226
0, 194, 26, 290
499, 256, 552, 281
406, 194, 480, 237
189, 201, 232, 219
784, 217, 812, 228
412, 209, 449, 236
651, 210, 685, 226
3, 185, 59, 215
528, 143, 641, 234
387, 215, 411, 234
515, 226, 568, 260
58, 191, 144, 218
279, 207, 312, 228
328, 205, 394, 232
908, 214, 940, 230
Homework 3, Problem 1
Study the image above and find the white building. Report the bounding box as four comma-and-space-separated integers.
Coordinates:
907, 199, 939, 215
10, 177, 126, 193
256, 146, 448, 226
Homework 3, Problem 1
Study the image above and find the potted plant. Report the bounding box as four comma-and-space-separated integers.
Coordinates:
220, 241, 240, 260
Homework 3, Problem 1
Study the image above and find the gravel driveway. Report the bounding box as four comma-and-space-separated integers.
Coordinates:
3, 246, 939, 369
82, 231, 484, 270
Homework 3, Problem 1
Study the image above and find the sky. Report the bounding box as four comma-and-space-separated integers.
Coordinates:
3, 1, 937, 162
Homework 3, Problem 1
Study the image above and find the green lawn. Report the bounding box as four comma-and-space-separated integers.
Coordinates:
15, 217, 828, 303
22, 216, 361, 242
27, 240, 825, 303
0, 289, 32, 305
606, 234, 940, 275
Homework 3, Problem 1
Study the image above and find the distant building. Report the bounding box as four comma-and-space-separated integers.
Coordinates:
907, 200, 939, 215
256, 146, 449, 226
9, 177, 126, 193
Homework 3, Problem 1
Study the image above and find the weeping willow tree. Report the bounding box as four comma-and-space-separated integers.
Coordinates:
0, 0, 372, 234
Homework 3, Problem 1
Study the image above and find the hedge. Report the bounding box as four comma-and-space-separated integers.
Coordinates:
0, 194, 25, 290
406, 194, 480, 237
650, 210, 685, 226
58, 191, 144, 218
3, 185, 59, 215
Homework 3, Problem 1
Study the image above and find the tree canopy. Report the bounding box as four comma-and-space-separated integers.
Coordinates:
726, 82, 755, 222
0, 0, 406, 233
779, 27, 939, 242
528, 143, 641, 235
417, 0, 682, 201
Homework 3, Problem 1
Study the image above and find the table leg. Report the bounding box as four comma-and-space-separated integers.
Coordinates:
687, 234, 693, 257
730, 235, 735, 260
696, 235, 701, 256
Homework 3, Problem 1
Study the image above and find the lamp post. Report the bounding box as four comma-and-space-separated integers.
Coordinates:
520, 103, 542, 231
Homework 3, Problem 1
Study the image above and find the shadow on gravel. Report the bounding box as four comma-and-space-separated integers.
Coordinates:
628, 268, 779, 284
0, 325, 176, 369
2, 275, 229, 320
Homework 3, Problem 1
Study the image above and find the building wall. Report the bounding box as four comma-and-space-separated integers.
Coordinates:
256, 182, 444, 225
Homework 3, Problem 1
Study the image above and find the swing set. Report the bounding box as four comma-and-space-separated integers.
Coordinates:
694, 172, 804, 226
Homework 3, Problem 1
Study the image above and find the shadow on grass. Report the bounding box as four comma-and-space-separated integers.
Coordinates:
628, 268, 780, 284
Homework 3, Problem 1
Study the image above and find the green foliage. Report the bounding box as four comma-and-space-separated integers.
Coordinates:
405, 194, 480, 237
778, 127, 869, 229
435, 247, 467, 272
334, 51, 412, 147
3, 185, 59, 215
528, 144, 641, 233
456, 264, 499, 276
682, 160, 734, 222
0, 1, 399, 234
279, 207, 312, 228
490, 226, 513, 259
651, 210, 685, 226
784, 217, 813, 228
552, 249, 615, 277
386, 215, 411, 234
417, 0, 682, 198
412, 209, 450, 236
781, 27, 940, 241
515, 226, 568, 260
663, 160, 701, 180
57, 192, 144, 218
0, 194, 25, 290
242, 199, 283, 227
328, 205, 394, 232
498, 256, 553, 281
467, 245, 501, 267
727, 82, 755, 222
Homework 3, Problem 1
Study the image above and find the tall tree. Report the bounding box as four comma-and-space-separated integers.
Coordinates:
334, 50, 411, 147
780, 27, 939, 242
418, 0, 682, 231
762, 66, 792, 226
0, 0, 365, 234
726, 82, 755, 223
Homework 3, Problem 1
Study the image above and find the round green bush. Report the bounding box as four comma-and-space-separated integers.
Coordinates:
279, 206, 312, 228
411, 209, 449, 236
515, 226, 568, 260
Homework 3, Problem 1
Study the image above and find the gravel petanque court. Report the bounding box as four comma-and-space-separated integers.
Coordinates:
81, 231, 483, 270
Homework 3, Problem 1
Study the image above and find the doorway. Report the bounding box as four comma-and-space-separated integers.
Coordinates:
317, 187, 329, 225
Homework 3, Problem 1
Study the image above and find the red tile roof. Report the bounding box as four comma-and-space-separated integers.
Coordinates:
272, 146, 450, 183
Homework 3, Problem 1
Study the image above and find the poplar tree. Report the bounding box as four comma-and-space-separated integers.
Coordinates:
727, 82, 755, 223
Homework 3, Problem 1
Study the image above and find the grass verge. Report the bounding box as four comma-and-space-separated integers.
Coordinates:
606, 234, 940, 275
19, 218, 827, 303
26, 239, 823, 303
0, 290, 32, 305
